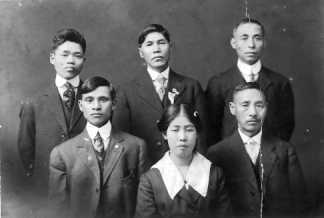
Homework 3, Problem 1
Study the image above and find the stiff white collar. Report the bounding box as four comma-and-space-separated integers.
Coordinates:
238, 128, 262, 164
55, 74, 80, 88
237, 59, 262, 82
147, 65, 170, 81
152, 152, 211, 199
86, 121, 112, 150
238, 128, 262, 145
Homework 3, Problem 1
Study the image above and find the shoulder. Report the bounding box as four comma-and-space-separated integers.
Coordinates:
206, 66, 236, 88
53, 133, 84, 154
172, 70, 202, 87
117, 131, 146, 147
140, 168, 162, 185
262, 66, 291, 84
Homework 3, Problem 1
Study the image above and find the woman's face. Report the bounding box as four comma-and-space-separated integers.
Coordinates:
164, 114, 197, 159
138, 32, 170, 72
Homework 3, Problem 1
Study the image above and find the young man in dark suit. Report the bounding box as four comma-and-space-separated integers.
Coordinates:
205, 17, 294, 145
17, 29, 87, 201
48, 76, 147, 218
207, 83, 306, 218
113, 24, 207, 165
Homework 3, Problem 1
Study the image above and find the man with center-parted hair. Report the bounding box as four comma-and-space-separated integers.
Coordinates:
48, 76, 147, 218
207, 82, 307, 218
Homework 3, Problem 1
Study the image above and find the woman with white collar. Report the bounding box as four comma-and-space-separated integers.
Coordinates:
135, 104, 231, 218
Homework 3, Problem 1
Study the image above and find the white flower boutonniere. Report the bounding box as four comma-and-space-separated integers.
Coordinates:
168, 88, 180, 104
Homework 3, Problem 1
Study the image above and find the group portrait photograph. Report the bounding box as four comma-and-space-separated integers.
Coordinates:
0, 0, 323, 217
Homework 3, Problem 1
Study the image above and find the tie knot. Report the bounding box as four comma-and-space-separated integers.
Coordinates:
247, 139, 258, 146
156, 74, 166, 86
64, 82, 74, 89
93, 132, 104, 152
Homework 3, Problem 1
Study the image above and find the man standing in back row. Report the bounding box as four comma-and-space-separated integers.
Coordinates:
205, 17, 294, 145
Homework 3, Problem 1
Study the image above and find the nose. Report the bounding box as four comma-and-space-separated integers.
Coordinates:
247, 38, 256, 48
66, 54, 75, 63
152, 43, 161, 53
92, 100, 101, 110
178, 129, 187, 141
248, 105, 257, 117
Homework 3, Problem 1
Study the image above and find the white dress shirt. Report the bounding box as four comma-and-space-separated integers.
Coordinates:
55, 74, 80, 99
147, 65, 170, 93
152, 152, 211, 199
238, 128, 262, 164
237, 59, 262, 82
86, 121, 112, 152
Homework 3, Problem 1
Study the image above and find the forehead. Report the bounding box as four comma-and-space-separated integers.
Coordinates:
233, 88, 265, 103
55, 41, 83, 53
234, 23, 263, 36
143, 32, 167, 42
82, 86, 111, 98
169, 115, 193, 126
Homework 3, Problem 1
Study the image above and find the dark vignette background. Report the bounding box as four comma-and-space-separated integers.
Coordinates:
0, 0, 323, 217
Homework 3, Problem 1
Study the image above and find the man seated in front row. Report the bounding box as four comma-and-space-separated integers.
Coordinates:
207, 82, 307, 218
48, 76, 147, 218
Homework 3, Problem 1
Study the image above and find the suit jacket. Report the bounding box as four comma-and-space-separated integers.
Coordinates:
17, 83, 86, 194
207, 131, 307, 218
205, 65, 295, 145
112, 69, 207, 165
135, 165, 231, 218
48, 128, 147, 218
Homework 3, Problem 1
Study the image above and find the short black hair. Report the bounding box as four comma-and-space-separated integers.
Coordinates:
51, 28, 86, 53
157, 103, 202, 134
232, 82, 266, 102
233, 17, 265, 37
138, 24, 170, 46
79, 76, 116, 101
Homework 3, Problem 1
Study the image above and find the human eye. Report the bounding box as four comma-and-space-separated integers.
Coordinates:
99, 97, 109, 102
84, 97, 93, 102
256, 103, 265, 108
73, 53, 83, 59
186, 126, 196, 132
158, 40, 167, 45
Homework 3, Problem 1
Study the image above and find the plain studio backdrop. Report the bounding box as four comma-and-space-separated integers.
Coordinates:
0, 0, 323, 217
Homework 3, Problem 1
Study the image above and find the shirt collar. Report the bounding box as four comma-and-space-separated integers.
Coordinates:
86, 121, 112, 143
237, 59, 262, 80
147, 65, 170, 81
152, 152, 211, 199
238, 128, 262, 145
55, 74, 80, 88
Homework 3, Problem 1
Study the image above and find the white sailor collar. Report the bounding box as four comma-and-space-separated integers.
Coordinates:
152, 152, 211, 199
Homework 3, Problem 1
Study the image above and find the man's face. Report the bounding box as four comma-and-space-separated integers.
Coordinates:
138, 32, 170, 72
229, 88, 267, 137
50, 41, 85, 80
79, 86, 115, 127
231, 23, 265, 65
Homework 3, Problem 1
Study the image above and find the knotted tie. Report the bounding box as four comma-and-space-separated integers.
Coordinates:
246, 139, 259, 164
93, 132, 105, 160
63, 82, 75, 111
155, 74, 167, 101
249, 73, 256, 82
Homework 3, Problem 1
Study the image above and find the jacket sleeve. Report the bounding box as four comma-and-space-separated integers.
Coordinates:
277, 81, 295, 141
112, 86, 131, 132
48, 147, 69, 218
287, 145, 308, 216
205, 77, 225, 145
137, 138, 148, 177
134, 172, 161, 218
17, 100, 36, 176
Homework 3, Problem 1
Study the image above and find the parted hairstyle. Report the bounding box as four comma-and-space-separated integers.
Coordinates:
138, 24, 170, 46
157, 103, 202, 134
78, 76, 116, 101
232, 82, 267, 103
51, 28, 87, 53
233, 17, 265, 37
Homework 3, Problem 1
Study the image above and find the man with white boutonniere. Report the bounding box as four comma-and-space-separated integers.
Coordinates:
113, 24, 207, 166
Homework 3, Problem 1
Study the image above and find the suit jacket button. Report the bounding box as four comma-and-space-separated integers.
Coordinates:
96, 188, 99, 193
156, 141, 162, 146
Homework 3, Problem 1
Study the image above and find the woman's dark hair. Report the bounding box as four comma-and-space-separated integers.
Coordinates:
157, 103, 202, 134
51, 28, 86, 53
78, 76, 116, 101
138, 24, 170, 46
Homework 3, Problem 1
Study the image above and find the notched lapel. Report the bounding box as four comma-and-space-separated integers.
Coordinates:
258, 68, 273, 91
167, 70, 185, 105
76, 133, 101, 186
136, 74, 163, 113
260, 138, 277, 192
69, 88, 83, 131
102, 131, 125, 184
47, 86, 68, 133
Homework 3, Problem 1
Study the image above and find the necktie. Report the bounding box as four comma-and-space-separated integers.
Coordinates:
93, 132, 105, 160
246, 139, 259, 164
155, 74, 167, 101
63, 82, 75, 111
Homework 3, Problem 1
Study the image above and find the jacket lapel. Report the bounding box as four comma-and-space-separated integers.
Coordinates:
229, 131, 259, 192
46, 85, 68, 133
102, 129, 124, 184
258, 67, 272, 91
76, 130, 101, 186
165, 70, 185, 105
69, 85, 83, 131
135, 72, 163, 113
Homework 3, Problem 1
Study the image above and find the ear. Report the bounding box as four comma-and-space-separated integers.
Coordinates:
229, 102, 236, 116
78, 99, 83, 112
230, 37, 236, 49
138, 47, 144, 58
49, 52, 55, 64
